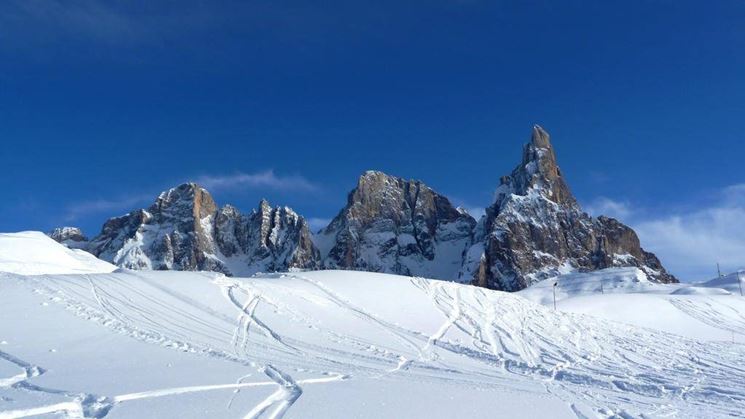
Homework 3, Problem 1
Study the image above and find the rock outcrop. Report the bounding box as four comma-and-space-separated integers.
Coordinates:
51, 125, 676, 289
85, 183, 318, 276
317, 171, 476, 279
48, 227, 89, 249
216, 200, 320, 274
459, 125, 677, 290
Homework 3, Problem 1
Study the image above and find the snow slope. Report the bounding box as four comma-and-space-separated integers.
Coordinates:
2, 267, 745, 418
699, 271, 745, 294
0, 232, 115, 275
518, 267, 745, 341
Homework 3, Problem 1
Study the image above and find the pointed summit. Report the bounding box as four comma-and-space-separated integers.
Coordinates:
257, 198, 272, 213
530, 124, 551, 148
497, 125, 577, 207
151, 182, 216, 220
462, 125, 676, 291
318, 170, 475, 279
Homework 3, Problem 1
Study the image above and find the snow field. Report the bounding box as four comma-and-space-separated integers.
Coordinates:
1, 268, 744, 418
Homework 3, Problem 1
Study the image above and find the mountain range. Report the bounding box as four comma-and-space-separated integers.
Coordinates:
50, 126, 677, 290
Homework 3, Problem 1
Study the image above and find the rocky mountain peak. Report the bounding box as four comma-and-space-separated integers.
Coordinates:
463, 126, 676, 290
344, 171, 412, 224
239, 199, 320, 274
51, 125, 674, 290
150, 182, 217, 222
48, 227, 89, 249
497, 124, 577, 208
320, 170, 475, 279
530, 124, 551, 148
257, 198, 272, 213
82, 183, 318, 276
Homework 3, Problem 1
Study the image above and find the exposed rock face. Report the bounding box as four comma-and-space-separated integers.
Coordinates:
460, 126, 677, 290
216, 200, 320, 274
48, 227, 89, 249
85, 183, 319, 275
52, 125, 675, 288
87, 183, 227, 272
317, 171, 476, 279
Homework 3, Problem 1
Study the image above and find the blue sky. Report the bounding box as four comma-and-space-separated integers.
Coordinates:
0, 1, 743, 280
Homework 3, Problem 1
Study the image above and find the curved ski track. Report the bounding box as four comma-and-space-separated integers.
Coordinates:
1, 271, 744, 418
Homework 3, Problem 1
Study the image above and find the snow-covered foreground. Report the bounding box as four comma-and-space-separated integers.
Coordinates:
519, 267, 745, 342
0, 232, 115, 276
1, 265, 745, 418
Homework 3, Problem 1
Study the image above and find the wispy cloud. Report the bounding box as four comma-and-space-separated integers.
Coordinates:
63, 194, 152, 222
307, 217, 331, 232
634, 208, 745, 282
3, 1, 153, 46
0, 1, 330, 52
447, 195, 486, 221
584, 184, 745, 281
462, 206, 486, 220
195, 170, 318, 193
585, 196, 633, 221
0, 0, 244, 50
60, 170, 317, 224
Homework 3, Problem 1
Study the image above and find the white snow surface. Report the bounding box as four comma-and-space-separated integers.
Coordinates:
0, 232, 115, 275
518, 267, 745, 341
1, 239, 745, 418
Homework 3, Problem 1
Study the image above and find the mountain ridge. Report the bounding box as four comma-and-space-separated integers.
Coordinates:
50, 126, 677, 289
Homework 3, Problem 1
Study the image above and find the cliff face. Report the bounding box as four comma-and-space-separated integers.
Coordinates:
48, 227, 89, 249
216, 200, 320, 275
84, 183, 318, 276
50, 125, 676, 289
317, 171, 476, 279
460, 126, 677, 291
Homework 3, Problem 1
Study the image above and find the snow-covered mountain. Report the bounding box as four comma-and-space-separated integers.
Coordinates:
316, 171, 476, 279
214, 199, 320, 276
460, 125, 676, 290
47, 227, 89, 249
74, 183, 318, 276
48, 126, 676, 290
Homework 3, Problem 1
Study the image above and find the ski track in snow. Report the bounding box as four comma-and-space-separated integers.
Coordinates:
670, 297, 745, 336
0, 349, 346, 419
2, 271, 745, 418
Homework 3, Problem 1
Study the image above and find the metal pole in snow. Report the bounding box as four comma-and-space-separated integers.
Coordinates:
738, 271, 743, 297
553, 281, 558, 310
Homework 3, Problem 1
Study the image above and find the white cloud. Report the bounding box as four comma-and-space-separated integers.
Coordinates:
585, 185, 745, 282
0, 0, 227, 48
446, 195, 486, 221
60, 170, 316, 224
195, 170, 318, 193
63, 194, 151, 222
584, 197, 632, 221
463, 206, 486, 220
634, 205, 745, 282
306, 217, 331, 232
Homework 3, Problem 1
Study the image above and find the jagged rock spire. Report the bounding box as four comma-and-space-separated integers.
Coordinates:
62, 125, 675, 289
86, 183, 319, 275
496, 124, 577, 208
463, 125, 676, 291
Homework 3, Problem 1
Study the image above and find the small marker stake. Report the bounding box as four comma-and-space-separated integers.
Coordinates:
553, 281, 558, 310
